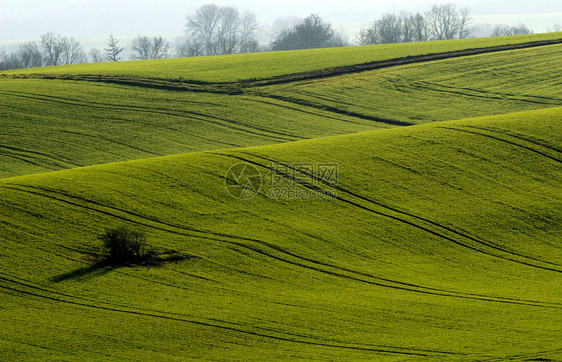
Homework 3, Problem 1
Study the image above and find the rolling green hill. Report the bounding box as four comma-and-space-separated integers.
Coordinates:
1, 36, 561, 179
257, 44, 562, 124
3, 33, 561, 82
1, 108, 561, 360
1, 33, 561, 360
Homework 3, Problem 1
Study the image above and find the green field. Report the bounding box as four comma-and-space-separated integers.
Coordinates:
4, 32, 561, 82
0, 34, 561, 360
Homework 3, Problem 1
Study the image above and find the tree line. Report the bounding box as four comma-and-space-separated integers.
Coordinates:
2, 2, 558, 71
357, 4, 472, 45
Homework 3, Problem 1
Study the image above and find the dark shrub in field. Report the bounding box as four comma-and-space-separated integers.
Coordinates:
99, 226, 154, 265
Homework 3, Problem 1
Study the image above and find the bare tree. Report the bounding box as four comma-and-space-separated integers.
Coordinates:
239, 11, 259, 52
19, 42, 43, 68
412, 12, 429, 42
214, 6, 240, 55
131, 36, 152, 60
356, 26, 378, 46
358, 10, 433, 45
105, 35, 124, 62
176, 36, 204, 57
89, 49, 104, 63
41, 33, 66, 66
131, 36, 170, 60
151, 36, 170, 59
0, 49, 23, 70
458, 7, 472, 39
187, 4, 221, 55
548, 24, 561, 32
39, 33, 85, 65
377, 13, 403, 44
61, 37, 86, 65
491, 24, 533, 36
401, 12, 415, 43
186, 4, 258, 55
426, 4, 460, 40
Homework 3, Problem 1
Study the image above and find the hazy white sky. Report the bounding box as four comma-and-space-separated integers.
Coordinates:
1, 0, 561, 44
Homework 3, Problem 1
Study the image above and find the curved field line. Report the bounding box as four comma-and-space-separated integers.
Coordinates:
0, 151, 59, 169
256, 93, 411, 126
3, 183, 559, 307
242, 152, 561, 266
0, 282, 452, 357
245, 97, 383, 127
244, 39, 562, 87
0, 145, 79, 167
411, 80, 562, 105
0, 90, 300, 143
231, 153, 562, 273
438, 126, 562, 164
10, 39, 562, 90
463, 125, 562, 154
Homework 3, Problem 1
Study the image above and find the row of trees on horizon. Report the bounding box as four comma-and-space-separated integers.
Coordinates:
1, 2, 560, 71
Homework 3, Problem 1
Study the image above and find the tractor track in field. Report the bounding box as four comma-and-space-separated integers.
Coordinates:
2, 183, 559, 308
0, 144, 79, 167
463, 125, 562, 154
0, 151, 59, 169
407, 80, 562, 105
244, 97, 383, 127
231, 153, 562, 273
252, 93, 411, 126
0, 90, 300, 143
0, 275, 461, 358
438, 126, 562, 164
5, 38, 562, 93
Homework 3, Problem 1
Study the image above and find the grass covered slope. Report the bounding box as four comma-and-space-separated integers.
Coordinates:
0, 78, 380, 179
2, 39, 561, 179
2, 33, 561, 82
258, 43, 562, 124
1, 108, 560, 360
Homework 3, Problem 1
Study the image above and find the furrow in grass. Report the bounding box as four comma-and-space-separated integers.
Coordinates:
258, 93, 411, 126
0, 89, 300, 143
244, 38, 562, 87
0, 152, 59, 169
3, 182, 558, 308
0, 145, 80, 168
0, 282, 450, 357
230, 153, 562, 273
463, 125, 562, 154
438, 126, 562, 164
413, 80, 562, 105
0, 270, 464, 356
57, 130, 164, 156
246, 151, 561, 266
0, 132, 136, 159
244, 97, 384, 127
220, 237, 561, 308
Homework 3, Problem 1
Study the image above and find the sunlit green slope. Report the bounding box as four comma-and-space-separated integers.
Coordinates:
0, 78, 378, 179
257, 43, 562, 124
2, 38, 561, 179
2, 33, 561, 82
1, 108, 560, 360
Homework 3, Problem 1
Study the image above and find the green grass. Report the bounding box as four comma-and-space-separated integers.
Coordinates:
258, 43, 562, 124
2, 40, 561, 179
0, 78, 381, 179
1, 33, 561, 360
3, 33, 561, 82
1, 108, 561, 360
